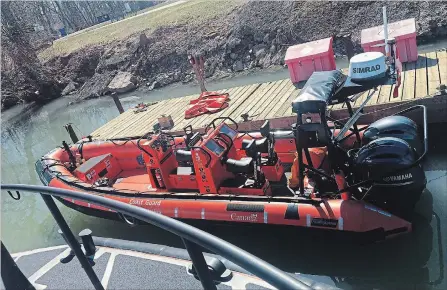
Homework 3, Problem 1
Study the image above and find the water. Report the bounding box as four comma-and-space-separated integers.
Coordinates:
1, 44, 446, 288
0, 64, 314, 253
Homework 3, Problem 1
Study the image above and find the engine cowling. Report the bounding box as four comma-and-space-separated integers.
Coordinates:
362, 115, 423, 156
351, 137, 426, 219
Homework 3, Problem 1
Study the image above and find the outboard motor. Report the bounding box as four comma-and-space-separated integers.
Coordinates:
362, 115, 423, 156
351, 137, 426, 219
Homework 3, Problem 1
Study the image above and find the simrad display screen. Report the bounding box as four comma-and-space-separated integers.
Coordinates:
220, 124, 237, 139
205, 139, 225, 156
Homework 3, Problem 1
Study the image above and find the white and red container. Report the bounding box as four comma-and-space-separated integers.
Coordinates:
284, 37, 336, 83
361, 18, 418, 63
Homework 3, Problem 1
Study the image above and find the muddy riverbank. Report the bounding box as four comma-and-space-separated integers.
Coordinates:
2, 1, 447, 109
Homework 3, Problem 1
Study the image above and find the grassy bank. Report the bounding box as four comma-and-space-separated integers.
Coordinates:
39, 0, 240, 61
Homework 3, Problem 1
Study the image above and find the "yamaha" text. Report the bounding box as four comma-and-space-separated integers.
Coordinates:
383, 173, 413, 182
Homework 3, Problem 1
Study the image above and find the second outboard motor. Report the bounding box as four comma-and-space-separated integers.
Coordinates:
362, 115, 423, 156
351, 137, 426, 219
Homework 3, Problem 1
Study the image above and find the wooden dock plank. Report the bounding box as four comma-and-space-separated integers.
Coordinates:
109, 104, 168, 138
377, 84, 393, 104
94, 100, 168, 138
91, 97, 166, 138
245, 80, 284, 115
353, 89, 371, 108
426, 51, 441, 95
228, 82, 271, 122
233, 82, 278, 119
402, 61, 416, 100
275, 87, 301, 117
207, 83, 261, 127
255, 80, 291, 120
264, 81, 296, 119
397, 59, 407, 101
90, 109, 135, 138
369, 85, 382, 105
88, 49, 446, 140
257, 80, 294, 120
438, 50, 447, 86
245, 80, 286, 121
109, 97, 184, 138
103, 98, 173, 137
415, 55, 428, 98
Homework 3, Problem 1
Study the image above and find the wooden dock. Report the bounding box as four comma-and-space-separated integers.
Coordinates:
90, 50, 447, 140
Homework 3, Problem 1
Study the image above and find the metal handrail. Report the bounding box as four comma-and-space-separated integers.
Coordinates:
1, 184, 313, 290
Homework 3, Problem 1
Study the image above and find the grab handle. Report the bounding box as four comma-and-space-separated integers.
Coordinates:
396, 105, 428, 161
190, 146, 212, 168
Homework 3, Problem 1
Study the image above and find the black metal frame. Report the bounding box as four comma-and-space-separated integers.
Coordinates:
294, 104, 428, 197
1, 184, 313, 290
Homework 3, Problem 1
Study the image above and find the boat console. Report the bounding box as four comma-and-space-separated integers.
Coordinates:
138, 117, 285, 196
139, 131, 199, 191
193, 118, 271, 195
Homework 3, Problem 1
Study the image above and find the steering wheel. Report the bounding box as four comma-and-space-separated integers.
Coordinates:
157, 131, 176, 151
184, 125, 193, 136
204, 117, 238, 134
137, 131, 155, 157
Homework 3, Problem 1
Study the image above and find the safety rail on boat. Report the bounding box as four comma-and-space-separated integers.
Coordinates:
1, 184, 315, 290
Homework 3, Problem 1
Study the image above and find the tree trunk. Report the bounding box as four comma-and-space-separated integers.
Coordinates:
53, 1, 75, 31
1, 1, 61, 104
38, 2, 54, 36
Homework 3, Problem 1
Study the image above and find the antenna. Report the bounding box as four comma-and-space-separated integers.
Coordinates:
382, 6, 389, 57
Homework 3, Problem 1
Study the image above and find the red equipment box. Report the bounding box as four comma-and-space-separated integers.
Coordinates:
361, 18, 417, 63
284, 37, 336, 83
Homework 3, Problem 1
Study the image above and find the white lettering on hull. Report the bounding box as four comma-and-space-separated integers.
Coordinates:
230, 213, 258, 222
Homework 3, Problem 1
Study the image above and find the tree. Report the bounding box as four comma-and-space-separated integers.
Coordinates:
1, 1, 61, 104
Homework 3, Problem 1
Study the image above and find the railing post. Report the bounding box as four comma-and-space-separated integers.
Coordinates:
1, 242, 35, 290
345, 101, 361, 143
182, 238, 217, 290
63, 123, 79, 143
112, 93, 124, 114
40, 194, 104, 290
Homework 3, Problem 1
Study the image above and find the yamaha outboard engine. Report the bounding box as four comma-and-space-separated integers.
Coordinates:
362, 115, 423, 156
351, 137, 426, 219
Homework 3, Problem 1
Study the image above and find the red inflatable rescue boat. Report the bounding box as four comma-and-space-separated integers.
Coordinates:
36, 54, 427, 242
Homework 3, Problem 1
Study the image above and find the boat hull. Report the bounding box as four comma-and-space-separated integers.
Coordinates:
35, 129, 410, 242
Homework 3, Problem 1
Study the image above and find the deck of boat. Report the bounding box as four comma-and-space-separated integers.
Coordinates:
89, 49, 447, 140
7, 237, 334, 290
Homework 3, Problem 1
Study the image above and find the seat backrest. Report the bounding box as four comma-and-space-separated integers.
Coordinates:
292, 70, 344, 114
187, 132, 202, 148
175, 149, 193, 163
241, 138, 268, 153
244, 140, 256, 158
260, 120, 270, 137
